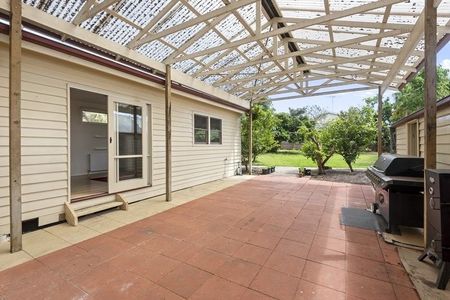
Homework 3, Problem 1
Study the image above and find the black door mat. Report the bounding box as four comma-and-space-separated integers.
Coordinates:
340, 207, 387, 232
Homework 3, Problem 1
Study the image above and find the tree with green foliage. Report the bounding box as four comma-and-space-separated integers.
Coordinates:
392, 66, 450, 122
300, 123, 334, 175
241, 102, 278, 170
273, 108, 308, 150
363, 96, 394, 152
299, 108, 336, 174
326, 107, 377, 172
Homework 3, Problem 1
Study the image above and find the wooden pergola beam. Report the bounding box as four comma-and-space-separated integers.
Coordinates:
165, 64, 172, 202
9, 0, 22, 253
377, 86, 383, 157
423, 0, 437, 243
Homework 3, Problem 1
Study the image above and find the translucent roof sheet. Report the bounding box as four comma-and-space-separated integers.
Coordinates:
18, 0, 450, 100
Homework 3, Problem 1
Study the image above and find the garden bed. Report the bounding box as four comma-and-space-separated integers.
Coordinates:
311, 169, 371, 185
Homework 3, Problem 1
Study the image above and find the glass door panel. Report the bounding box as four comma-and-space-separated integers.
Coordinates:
108, 97, 147, 193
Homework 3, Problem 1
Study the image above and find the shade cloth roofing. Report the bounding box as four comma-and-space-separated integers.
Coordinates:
18, 0, 450, 101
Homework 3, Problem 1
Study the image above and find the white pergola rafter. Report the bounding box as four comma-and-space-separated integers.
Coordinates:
8, 0, 450, 101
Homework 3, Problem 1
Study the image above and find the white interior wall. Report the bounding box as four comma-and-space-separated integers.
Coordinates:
70, 88, 108, 176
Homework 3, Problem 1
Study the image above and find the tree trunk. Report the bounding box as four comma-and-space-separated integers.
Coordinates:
346, 161, 354, 172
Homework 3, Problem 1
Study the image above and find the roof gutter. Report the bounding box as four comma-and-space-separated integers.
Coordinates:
0, 17, 249, 113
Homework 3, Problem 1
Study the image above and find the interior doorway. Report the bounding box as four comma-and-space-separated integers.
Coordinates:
70, 88, 109, 200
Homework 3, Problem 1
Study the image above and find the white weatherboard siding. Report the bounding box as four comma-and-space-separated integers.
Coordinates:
395, 105, 450, 168
0, 41, 242, 234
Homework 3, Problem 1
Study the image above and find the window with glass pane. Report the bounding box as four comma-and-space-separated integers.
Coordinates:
82, 111, 107, 124
210, 117, 222, 144
194, 114, 208, 144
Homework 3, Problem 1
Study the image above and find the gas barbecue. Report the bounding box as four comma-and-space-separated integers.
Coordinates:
366, 153, 424, 233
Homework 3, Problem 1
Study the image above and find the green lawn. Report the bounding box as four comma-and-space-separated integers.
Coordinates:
255, 150, 377, 169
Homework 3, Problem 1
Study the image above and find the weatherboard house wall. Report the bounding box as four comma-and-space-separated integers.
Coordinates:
0, 36, 245, 234
393, 95, 450, 169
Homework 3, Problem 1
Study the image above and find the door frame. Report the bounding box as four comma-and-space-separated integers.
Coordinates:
67, 83, 152, 202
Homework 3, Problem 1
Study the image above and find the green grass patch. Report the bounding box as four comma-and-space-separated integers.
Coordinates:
255, 150, 377, 169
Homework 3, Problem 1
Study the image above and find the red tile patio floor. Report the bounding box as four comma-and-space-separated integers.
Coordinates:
0, 176, 420, 300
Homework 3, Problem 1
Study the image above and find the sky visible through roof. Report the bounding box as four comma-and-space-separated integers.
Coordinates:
272, 42, 450, 113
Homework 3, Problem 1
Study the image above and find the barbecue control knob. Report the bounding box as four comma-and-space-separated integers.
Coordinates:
430, 197, 435, 209
429, 187, 434, 195
429, 177, 435, 184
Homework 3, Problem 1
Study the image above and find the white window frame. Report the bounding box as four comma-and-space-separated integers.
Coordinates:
193, 113, 223, 145
209, 117, 223, 145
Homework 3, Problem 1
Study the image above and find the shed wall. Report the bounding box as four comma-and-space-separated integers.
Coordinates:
395, 106, 450, 168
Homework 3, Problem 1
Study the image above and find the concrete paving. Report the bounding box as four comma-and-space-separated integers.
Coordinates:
0, 175, 419, 299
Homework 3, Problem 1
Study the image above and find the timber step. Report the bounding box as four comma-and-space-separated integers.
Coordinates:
64, 194, 128, 226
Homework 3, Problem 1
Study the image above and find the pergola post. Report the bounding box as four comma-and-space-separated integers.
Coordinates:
248, 100, 253, 175
165, 64, 172, 202
9, 0, 22, 253
377, 86, 383, 157
423, 0, 437, 243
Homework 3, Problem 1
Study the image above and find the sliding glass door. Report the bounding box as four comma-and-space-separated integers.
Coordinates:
108, 97, 148, 193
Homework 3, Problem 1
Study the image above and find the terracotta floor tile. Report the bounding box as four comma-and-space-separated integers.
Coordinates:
295, 279, 346, 300
346, 272, 396, 300
301, 261, 347, 293
312, 235, 346, 253
275, 238, 310, 259
283, 228, 315, 245
307, 246, 347, 270
216, 258, 260, 287
206, 236, 244, 256
3, 269, 88, 300
385, 264, 414, 288
131, 254, 181, 282
258, 223, 288, 237
162, 240, 203, 262
239, 288, 277, 300
223, 227, 254, 243
69, 260, 125, 294
88, 272, 158, 299
250, 267, 300, 300
190, 276, 248, 300
157, 263, 212, 298
346, 255, 388, 281
265, 250, 306, 278
346, 242, 384, 262
248, 232, 281, 249
392, 284, 420, 300
233, 243, 272, 265
187, 248, 231, 273
381, 247, 403, 267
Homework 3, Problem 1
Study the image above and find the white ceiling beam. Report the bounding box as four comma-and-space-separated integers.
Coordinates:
271, 17, 415, 31
267, 87, 376, 101
199, 29, 407, 76
73, 0, 120, 26
379, 4, 431, 93
127, 0, 180, 48
278, 6, 450, 17
168, 0, 405, 62
133, 0, 257, 48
